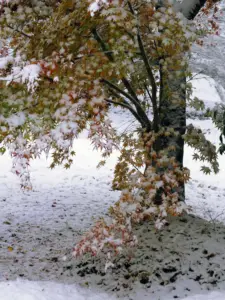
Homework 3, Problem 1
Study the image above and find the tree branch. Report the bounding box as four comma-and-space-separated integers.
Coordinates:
102, 79, 136, 103
106, 87, 148, 127
127, 1, 159, 130
137, 33, 159, 131
105, 98, 144, 124
93, 27, 151, 130
121, 77, 151, 129
92, 28, 114, 61
144, 84, 153, 102
159, 65, 164, 115
103, 78, 151, 130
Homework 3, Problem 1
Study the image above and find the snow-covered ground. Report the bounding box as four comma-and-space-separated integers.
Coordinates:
0, 280, 116, 300
1, 280, 225, 300
1, 76, 225, 300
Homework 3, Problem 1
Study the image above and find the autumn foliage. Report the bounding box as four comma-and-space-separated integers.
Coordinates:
0, 0, 220, 261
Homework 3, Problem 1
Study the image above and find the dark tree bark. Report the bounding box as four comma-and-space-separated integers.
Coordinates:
152, 0, 216, 202
154, 69, 186, 202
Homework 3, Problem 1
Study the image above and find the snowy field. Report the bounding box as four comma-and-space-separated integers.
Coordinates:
1, 76, 225, 300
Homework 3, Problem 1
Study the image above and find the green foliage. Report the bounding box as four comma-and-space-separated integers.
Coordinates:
184, 124, 219, 174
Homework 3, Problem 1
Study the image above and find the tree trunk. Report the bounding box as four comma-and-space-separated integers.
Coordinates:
147, 0, 217, 204
162, 74, 186, 202
152, 68, 186, 203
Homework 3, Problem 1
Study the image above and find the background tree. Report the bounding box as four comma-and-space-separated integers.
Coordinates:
0, 0, 220, 259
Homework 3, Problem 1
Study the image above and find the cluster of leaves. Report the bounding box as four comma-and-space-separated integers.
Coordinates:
0, 0, 220, 261
184, 124, 219, 174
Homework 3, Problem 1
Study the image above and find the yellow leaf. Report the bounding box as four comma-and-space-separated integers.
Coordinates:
8, 246, 13, 252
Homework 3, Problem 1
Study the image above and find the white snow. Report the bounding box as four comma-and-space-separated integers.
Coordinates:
0, 55, 13, 69
0, 280, 115, 300
181, 292, 225, 300
89, 0, 109, 15
0, 63, 41, 92
191, 74, 222, 109
10, 64, 41, 91
0, 280, 224, 300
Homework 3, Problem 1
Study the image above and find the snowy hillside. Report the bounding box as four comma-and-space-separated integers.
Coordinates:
191, 0, 225, 100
